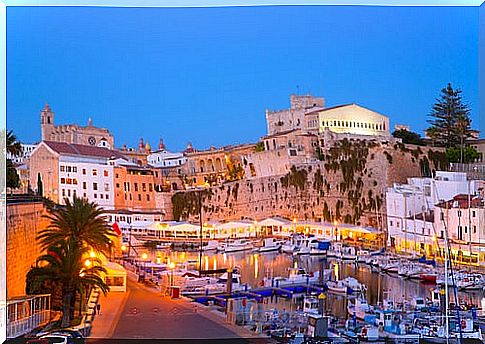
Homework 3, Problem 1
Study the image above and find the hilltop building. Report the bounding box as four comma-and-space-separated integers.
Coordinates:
29, 141, 125, 206
40, 103, 114, 148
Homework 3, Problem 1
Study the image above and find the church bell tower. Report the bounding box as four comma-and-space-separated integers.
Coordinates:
40, 103, 54, 141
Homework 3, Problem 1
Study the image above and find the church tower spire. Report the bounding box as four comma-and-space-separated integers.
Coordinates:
40, 103, 54, 141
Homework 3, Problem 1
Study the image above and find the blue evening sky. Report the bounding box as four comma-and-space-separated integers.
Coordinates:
7, 6, 479, 151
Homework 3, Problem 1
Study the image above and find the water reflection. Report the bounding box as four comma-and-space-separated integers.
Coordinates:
150, 250, 484, 318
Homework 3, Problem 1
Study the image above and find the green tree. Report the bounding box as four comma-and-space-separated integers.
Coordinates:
6, 130, 23, 190
426, 83, 474, 148
254, 141, 265, 152
6, 159, 20, 189
7, 130, 23, 156
446, 146, 480, 164
392, 129, 425, 146
37, 173, 44, 196
38, 196, 115, 256
27, 238, 108, 327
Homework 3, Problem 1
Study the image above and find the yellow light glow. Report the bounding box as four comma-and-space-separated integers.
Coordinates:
205, 256, 209, 271
89, 251, 96, 258
254, 254, 259, 279
294, 261, 298, 269
84, 259, 92, 267
79, 272, 85, 277
156, 257, 161, 264
121, 244, 127, 252
293, 218, 297, 224
333, 220, 338, 226
169, 262, 176, 269
213, 256, 217, 270
142, 253, 148, 260
334, 263, 339, 280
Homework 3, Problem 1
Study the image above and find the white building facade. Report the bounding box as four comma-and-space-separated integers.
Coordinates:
147, 149, 187, 168
386, 171, 482, 265
7, 143, 37, 165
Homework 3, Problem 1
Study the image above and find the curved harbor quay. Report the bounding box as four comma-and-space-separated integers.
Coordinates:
120, 234, 485, 343
86, 267, 269, 342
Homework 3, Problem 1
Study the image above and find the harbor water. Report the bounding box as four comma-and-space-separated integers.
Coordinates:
147, 249, 485, 319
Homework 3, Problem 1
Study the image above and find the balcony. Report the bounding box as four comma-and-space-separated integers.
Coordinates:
6, 294, 52, 338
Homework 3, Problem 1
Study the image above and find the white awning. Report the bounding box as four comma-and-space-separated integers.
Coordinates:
217, 220, 255, 230
258, 217, 293, 227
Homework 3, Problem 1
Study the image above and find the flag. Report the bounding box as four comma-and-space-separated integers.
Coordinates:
112, 222, 122, 236
47, 250, 61, 263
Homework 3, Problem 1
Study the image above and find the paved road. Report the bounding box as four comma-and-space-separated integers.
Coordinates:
87, 277, 267, 343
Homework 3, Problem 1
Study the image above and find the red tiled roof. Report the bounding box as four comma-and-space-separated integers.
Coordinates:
43, 141, 126, 159
436, 194, 484, 209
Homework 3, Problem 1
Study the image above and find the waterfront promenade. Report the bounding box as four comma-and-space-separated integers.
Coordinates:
88, 269, 268, 343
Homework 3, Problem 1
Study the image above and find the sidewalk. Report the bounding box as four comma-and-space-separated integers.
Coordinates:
88, 289, 131, 338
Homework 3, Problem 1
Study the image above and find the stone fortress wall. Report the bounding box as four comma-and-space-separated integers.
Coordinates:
173, 137, 447, 228
6, 200, 50, 298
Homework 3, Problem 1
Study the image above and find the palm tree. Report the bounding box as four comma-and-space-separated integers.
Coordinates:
38, 196, 116, 256
28, 238, 109, 327
7, 130, 23, 156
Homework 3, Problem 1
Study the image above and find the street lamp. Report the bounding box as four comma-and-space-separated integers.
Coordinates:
84, 259, 92, 268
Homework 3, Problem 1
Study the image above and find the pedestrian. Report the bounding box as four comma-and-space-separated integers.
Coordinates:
96, 303, 101, 315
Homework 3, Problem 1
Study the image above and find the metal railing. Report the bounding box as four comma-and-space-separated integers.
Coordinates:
7, 310, 50, 338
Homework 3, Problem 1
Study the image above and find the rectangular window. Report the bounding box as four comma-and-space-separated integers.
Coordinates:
472, 211, 476, 217
94, 193, 97, 198
62, 189, 65, 196
83, 182, 87, 190
149, 184, 153, 192
104, 183, 110, 191
106, 194, 109, 200
92, 169, 97, 176
61, 178, 66, 184
474, 225, 477, 233
73, 167, 77, 173
138, 194, 141, 201
134, 183, 138, 192
73, 179, 78, 185
93, 182, 98, 191
66, 178, 72, 184
83, 193, 87, 198
142, 183, 146, 192
458, 210, 462, 217
60, 166, 65, 172
147, 194, 150, 201
115, 173, 119, 178
67, 166, 72, 172
116, 183, 120, 188
100, 194, 104, 199
82, 169, 86, 175
129, 194, 132, 200
104, 170, 109, 177
67, 189, 71, 197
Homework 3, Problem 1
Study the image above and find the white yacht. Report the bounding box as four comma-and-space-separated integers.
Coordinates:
223, 239, 253, 253
202, 240, 219, 251
258, 238, 282, 253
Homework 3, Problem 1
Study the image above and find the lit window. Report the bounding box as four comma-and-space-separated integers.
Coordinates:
104, 170, 109, 177
61, 178, 66, 184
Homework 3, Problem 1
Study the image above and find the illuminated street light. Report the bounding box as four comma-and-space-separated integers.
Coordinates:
121, 244, 127, 252
89, 251, 96, 258
142, 252, 148, 260
84, 259, 92, 267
